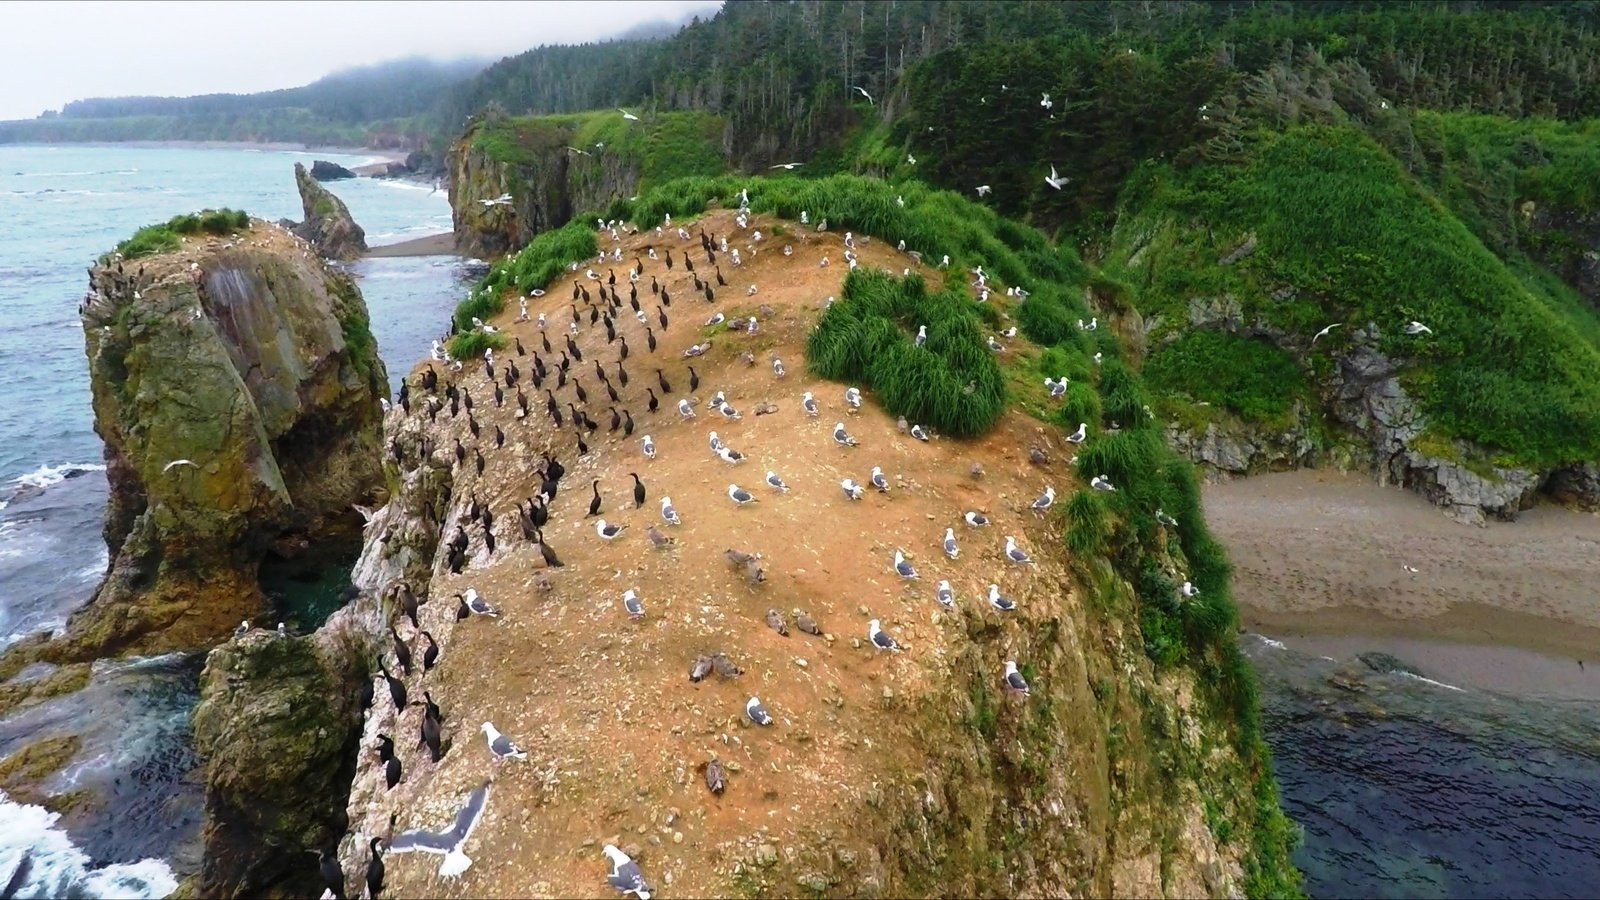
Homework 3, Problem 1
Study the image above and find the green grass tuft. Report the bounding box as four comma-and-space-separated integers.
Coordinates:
447, 330, 505, 360
109, 208, 250, 261
1144, 331, 1308, 425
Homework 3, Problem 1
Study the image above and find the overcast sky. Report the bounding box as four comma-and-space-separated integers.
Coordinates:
0, 0, 724, 120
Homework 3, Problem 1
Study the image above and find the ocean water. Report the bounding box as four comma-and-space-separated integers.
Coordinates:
1247, 634, 1600, 899
0, 144, 473, 896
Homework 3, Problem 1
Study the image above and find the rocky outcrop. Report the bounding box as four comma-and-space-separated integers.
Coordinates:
292, 163, 368, 260
447, 120, 644, 258
50, 221, 387, 662
309, 160, 356, 181
1164, 416, 1317, 477
1523, 200, 1600, 310
190, 596, 382, 898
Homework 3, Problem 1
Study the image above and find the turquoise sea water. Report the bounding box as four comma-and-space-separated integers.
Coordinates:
0, 144, 474, 896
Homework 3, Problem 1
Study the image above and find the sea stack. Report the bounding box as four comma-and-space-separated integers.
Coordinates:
57, 215, 388, 660
293, 162, 368, 259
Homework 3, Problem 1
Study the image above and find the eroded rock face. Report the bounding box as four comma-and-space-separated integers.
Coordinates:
191, 596, 383, 898
55, 223, 387, 661
293, 163, 368, 260
447, 120, 645, 258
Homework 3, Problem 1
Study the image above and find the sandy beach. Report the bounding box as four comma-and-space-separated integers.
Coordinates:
1205, 469, 1600, 698
363, 232, 455, 257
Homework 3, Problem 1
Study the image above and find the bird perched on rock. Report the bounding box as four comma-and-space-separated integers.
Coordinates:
936, 581, 956, 610
868, 619, 900, 651
1003, 661, 1031, 695
988, 584, 1017, 612
480, 722, 527, 766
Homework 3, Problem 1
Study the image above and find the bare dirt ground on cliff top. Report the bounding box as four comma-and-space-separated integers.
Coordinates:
357, 210, 1084, 898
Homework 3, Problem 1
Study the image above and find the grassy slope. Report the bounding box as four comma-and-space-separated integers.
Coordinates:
471, 109, 726, 191
1105, 124, 1600, 469
453, 172, 1302, 897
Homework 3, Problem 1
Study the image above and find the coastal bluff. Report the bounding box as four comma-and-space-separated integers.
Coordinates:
53, 220, 388, 661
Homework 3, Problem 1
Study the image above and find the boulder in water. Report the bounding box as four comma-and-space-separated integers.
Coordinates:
308, 159, 355, 181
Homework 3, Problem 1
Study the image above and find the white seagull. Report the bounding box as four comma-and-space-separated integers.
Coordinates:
802, 391, 819, 416
910, 424, 930, 442
772, 357, 785, 377
641, 435, 656, 459
840, 478, 864, 500
844, 387, 862, 410
1067, 422, 1087, 443
893, 549, 918, 579
943, 528, 959, 559
386, 782, 490, 879
660, 496, 681, 525
1405, 320, 1433, 335
852, 85, 874, 105
975, 185, 992, 197
622, 588, 645, 619
833, 422, 859, 447
602, 844, 653, 899
1044, 165, 1068, 190
1180, 581, 1200, 599
163, 458, 197, 473
868, 618, 900, 651
1312, 322, 1343, 344
677, 398, 695, 418
595, 519, 626, 540
915, 325, 927, 346
717, 446, 747, 465
480, 722, 527, 764
1090, 475, 1116, 492
727, 484, 758, 506
1031, 485, 1056, 511
1004, 536, 1034, 565
988, 584, 1017, 612
870, 465, 890, 492
765, 471, 789, 493
460, 588, 499, 617
1003, 661, 1030, 695
745, 696, 773, 726
1155, 508, 1178, 527
1040, 93, 1053, 110
708, 430, 725, 453
618, 108, 640, 121
935, 580, 956, 610
964, 510, 990, 527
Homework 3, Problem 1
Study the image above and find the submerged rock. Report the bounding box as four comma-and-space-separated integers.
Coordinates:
292, 163, 368, 260
42, 221, 387, 662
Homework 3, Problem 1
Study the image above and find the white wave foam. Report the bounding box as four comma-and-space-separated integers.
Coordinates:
1249, 634, 1288, 651
370, 178, 438, 194
0, 794, 177, 899
10, 463, 105, 489
1397, 670, 1465, 692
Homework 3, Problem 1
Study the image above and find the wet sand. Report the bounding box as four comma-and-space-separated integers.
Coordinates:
1205, 469, 1600, 698
363, 233, 455, 258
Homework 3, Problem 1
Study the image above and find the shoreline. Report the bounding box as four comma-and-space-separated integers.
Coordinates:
1205, 469, 1600, 699
2, 139, 411, 163
363, 232, 457, 258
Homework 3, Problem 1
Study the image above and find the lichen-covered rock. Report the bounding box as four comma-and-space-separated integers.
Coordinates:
191, 595, 382, 899
293, 163, 368, 259
48, 222, 387, 662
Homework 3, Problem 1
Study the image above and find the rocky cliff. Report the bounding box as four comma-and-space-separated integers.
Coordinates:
448, 110, 728, 258
292, 163, 368, 260
47, 221, 387, 662
328, 208, 1297, 898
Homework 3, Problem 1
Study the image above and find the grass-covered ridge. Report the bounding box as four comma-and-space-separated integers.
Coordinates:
808, 269, 1005, 437
471, 109, 726, 191
569, 171, 1301, 896
107, 208, 250, 262
446, 220, 597, 359
1107, 125, 1600, 468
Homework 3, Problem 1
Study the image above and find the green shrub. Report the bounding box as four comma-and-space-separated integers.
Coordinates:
458, 219, 598, 331
1145, 331, 1308, 424
806, 269, 1006, 437
1065, 489, 1110, 557
447, 330, 505, 360
1055, 382, 1102, 433
109, 207, 250, 261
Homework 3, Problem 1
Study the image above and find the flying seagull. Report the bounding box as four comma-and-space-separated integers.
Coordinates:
1004, 535, 1034, 565
868, 618, 900, 651
480, 722, 527, 764
163, 458, 197, 473
619, 108, 640, 121
1405, 320, 1433, 335
386, 781, 491, 879
1044, 165, 1068, 190
1312, 322, 1343, 344
1003, 660, 1030, 695
769, 162, 802, 170
602, 844, 653, 899
851, 85, 874, 105
976, 185, 992, 197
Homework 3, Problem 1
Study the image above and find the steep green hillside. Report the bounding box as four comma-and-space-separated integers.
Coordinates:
471, 109, 725, 190
1105, 125, 1600, 472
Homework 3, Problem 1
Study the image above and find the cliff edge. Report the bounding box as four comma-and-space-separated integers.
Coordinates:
49, 219, 387, 662
293, 162, 368, 260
